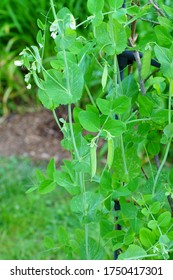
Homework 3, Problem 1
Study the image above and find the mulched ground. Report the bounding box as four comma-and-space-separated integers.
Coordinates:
0, 109, 69, 162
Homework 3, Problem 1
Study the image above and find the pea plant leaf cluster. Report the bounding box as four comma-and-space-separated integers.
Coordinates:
17, 0, 173, 260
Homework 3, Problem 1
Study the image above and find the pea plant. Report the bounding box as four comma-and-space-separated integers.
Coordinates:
17, 0, 173, 260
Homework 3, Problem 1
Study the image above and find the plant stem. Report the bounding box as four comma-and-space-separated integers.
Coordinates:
133, 51, 146, 95
68, 104, 80, 160
50, 0, 89, 259
52, 109, 62, 131
85, 84, 96, 107
50, 0, 57, 20
152, 79, 173, 196
152, 140, 171, 196
149, 0, 165, 17
126, 118, 151, 124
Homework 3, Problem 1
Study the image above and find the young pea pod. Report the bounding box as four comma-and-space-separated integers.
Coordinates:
141, 45, 152, 80
107, 134, 114, 170
90, 140, 97, 179
101, 62, 108, 91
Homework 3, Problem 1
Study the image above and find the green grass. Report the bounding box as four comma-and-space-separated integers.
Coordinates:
0, 156, 76, 259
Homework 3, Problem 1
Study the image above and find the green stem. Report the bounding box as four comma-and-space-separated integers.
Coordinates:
52, 109, 62, 131
152, 79, 173, 196
79, 172, 89, 259
50, 0, 57, 20
113, 54, 118, 92
68, 104, 80, 160
126, 118, 151, 124
50, 0, 89, 259
85, 84, 96, 107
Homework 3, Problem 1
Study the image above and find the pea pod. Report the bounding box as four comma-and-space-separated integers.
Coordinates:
90, 140, 97, 178
141, 45, 152, 80
107, 135, 114, 170
101, 62, 108, 90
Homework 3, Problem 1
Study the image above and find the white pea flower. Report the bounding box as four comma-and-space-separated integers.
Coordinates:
50, 19, 59, 32
24, 73, 31, 83
26, 84, 31, 89
14, 60, 23, 66
31, 61, 37, 71
69, 14, 76, 30
51, 32, 57, 40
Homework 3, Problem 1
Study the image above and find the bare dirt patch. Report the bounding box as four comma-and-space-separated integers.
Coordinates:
0, 109, 69, 162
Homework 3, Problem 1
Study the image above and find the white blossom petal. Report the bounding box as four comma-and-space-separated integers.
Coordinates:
14, 60, 23, 66
51, 32, 57, 39
26, 84, 31, 89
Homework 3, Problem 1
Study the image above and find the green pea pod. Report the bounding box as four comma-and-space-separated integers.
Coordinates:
90, 141, 97, 178
101, 62, 108, 90
141, 46, 152, 80
107, 136, 114, 170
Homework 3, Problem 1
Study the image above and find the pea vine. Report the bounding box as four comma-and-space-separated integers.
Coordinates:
16, 0, 173, 260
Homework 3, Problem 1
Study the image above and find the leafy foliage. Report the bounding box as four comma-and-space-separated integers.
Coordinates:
18, 0, 173, 260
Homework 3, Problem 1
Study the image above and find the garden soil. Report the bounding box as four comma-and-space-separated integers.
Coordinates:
0, 109, 69, 163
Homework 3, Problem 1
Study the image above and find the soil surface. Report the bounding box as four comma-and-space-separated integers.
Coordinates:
0, 109, 69, 162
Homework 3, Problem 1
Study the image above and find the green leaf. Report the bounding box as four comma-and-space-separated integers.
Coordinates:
96, 98, 111, 115
100, 220, 114, 239
121, 200, 138, 218
159, 234, 170, 246
163, 123, 173, 139
154, 45, 173, 79
158, 16, 173, 31
157, 211, 171, 227
95, 22, 112, 47
108, 19, 127, 54
57, 226, 69, 245
169, 169, 173, 184
147, 142, 160, 155
162, 5, 173, 20
148, 220, 158, 230
70, 191, 102, 219
44, 236, 55, 249
54, 170, 80, 195
25, 186, 38, 194
151, 109, 168, 124
104, 118, 126, 136
154, 25, 172, 47
139, 227, 156, 248
78, 111, 100, 132
38, 180, 56, 194
118, 244, 147, 260
87, 0, 104, 14
122, 74, 138, 99
112, 96, 131, 114
96, 96, 131, 115
35, 169, 46, 182
113, 187, 131, 199
46, 158, 56, 180
100, 170, 112, 195
138, 95, 153, 117
141, 208, 149, 217
38, 62, 84, 108
150, 202, 161, 214
80, 237, 105, 260
124, 230, 134, 246
112, 147, 141, 183
108, 0, 124, 9
36, 30, 43, 48
37, 19, 45, 30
